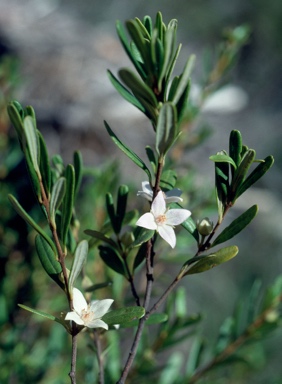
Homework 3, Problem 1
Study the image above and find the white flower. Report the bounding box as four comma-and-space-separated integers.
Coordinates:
137, 181, 183, 203
136, 191, 191, 248
65, 288, 113, 330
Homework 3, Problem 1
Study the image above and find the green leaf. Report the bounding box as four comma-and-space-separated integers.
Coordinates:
106, 192, 119, 234
214, 153, 230, 221
8, 194, 56, 253
99, 245, 125, 276
156, 103, 177, 157
84, 281, 112, 293
185, 337, 205, 376
24, 147, 42, 201
84, 229, 117, 249
116, 20, 146, 79
49, 177, 66, 227
119, 68, 158, 108
35, 235, 64, 289
165, 44, 182, 95
143, 15, 152, 36
23, 116, 40, 176
126, 20, 153, 74
212, 205, 258, 247
209, 154, 237, 169
107, 70, 145, 113
131, 227, 155, 248
181, 245, 239, 276
121, 313, 168, 328
38, 131, 51, 196
158, 26, 176, 90
68, 240, 88, 291
73, 151, 83, 200
18, 304, 69, 331
61, 164, 75, 247
172, 54, 195, 104
7, 101, 24, 143
133, 242, 147, 270
145, 145, 157, 173
230, 149, 256, 198
102, 306, 145, 326
229, 130, 242, 176
236, 155, 274, 199
104, 121, 152, 182
116, 185, 129, 233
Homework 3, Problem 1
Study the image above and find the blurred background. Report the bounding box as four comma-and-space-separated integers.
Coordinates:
0, 0, 281, 383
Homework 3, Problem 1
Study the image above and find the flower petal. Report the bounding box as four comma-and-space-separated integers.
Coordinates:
136, 213, 157, 230
72, 287, 87, 314
65, 311, 85, 325
90, 299, 114, 318
151, 191, 166, 217
166, 188, 182, 198
137, 181, 153, 201
165, 209, 191, 226
87, 318, 109, 330
158, 225, 176, 248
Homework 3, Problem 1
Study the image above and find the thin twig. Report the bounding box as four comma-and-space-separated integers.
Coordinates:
69, 333, 78, 384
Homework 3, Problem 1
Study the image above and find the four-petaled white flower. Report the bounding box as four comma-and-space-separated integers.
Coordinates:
137, 181, 183, 203
136, 190, 191, 248
65, 288, 113, 330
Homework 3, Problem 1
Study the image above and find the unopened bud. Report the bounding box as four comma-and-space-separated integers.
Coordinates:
121, 231, 135, 247
196, 217, 213, 236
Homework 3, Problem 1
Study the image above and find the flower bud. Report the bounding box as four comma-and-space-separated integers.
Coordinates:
121, 231, 135, 247
196, 217, 213, 236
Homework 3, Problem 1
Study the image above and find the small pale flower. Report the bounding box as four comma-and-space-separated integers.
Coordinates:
65, 288, 113, 330
137, 181, 183, 203
136, 190, 191, 248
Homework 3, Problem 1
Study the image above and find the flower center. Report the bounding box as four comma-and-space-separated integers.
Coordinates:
81, 307, 95, 324
156, 214, 167, 225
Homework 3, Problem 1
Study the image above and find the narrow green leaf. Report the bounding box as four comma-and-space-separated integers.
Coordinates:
156, 103, 177, 157
230, 149, 256, 197
133, 242, 147, 270
229, 130, 242, 176
85, 281, 112, 293
23, 116, 40, 176
73, 151, 83, 200
143, 15, 152, 36
102, 306, 145, 326
165, 44, 182, 93
8, 194, 56, 253
99, 245, 125, 276
116, 20, 146, 79
126, 20, 153, 74
107, 70, 145, 112
7, 101, 24, 142
121, 313, 168, 328
49, 177, 66, 227
38, 131, 51, 196
106, 192, 118, 234
172, 54, 195, 104
116, 185, 129, 233
68, 240, 88, 291
35, 235, 64, 289
212, 205, 258, 247
158, 23, 177, 90
104, 121, 151, 182
18, 304, 69, 331
155, 11, 164, 42
236, 155, 274, 199
145, 146, 157, 173
176, 80, 190, 122
24, 149, 42, 200
214, 153, 230, 221
131, 227, 155, 248
119, 68, 158, 108
182, 245, 239, 276
61, 164, 75, 247
210, 154, 237, 169
84, 229, 117, 249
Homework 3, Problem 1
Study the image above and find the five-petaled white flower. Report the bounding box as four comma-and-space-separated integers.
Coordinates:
65, 288, 113, 330
136, 190, 191, 248
137, 181, 183, 203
